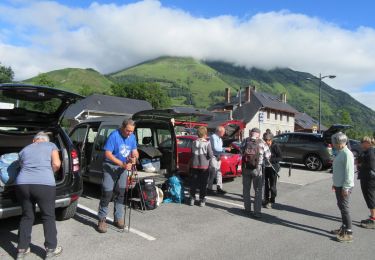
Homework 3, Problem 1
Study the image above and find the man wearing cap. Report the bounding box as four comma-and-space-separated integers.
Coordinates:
208, 126, 231, 195
241, 128, 271, 218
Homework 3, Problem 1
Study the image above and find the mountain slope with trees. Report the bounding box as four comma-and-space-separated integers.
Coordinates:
9, 56, 374, 134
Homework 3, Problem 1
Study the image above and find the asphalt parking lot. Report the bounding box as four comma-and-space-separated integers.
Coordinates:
1, 165, 374, 260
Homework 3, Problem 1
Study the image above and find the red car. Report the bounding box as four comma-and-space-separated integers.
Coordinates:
176, 135, 242, 179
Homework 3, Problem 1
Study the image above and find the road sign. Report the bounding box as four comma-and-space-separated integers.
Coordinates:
258, 111, 265, 122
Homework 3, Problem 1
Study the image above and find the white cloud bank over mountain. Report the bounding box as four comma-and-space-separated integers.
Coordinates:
1, 0, 375, 110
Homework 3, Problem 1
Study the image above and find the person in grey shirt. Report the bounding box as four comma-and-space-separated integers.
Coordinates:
16, 132, 63, 259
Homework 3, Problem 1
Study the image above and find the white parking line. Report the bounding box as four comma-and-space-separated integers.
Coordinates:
206, 196, 244, 209
77, 204, 156, 241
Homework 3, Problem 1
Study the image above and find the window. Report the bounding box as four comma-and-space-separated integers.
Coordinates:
267, 110, 270, 119
273, 134, 289, 143
280, 113, 283, 121
70, 126, 88, 143
274, 112, 277, 120
94, 126, 117, 151
287, 114, 290, 122
136, 128, 153, 145
156, 129, 172, 146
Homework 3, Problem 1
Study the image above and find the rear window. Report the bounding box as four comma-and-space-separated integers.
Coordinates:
0, 89, 62, 114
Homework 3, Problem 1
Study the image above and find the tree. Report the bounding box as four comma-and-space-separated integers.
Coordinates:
33, 73, 56, 87
340, 110, 352, 125
111, 82, 171, 109
78, 85, 95, 96
0, 62, 14, 83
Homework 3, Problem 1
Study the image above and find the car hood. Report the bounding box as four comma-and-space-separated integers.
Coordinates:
0, 84, 83, 125
221, 120, 245, 139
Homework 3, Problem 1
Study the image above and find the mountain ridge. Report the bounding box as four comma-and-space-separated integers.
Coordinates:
24, 56, 374, 133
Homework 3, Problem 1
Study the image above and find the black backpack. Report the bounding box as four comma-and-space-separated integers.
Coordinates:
138, 178, 157, 210
242, 138, 260, 169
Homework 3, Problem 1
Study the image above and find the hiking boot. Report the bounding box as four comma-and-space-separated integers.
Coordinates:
189, 197, 195, 206
206, 189, 216, 195
97, 219, 107, 233
330, 226, 344, 235
336, 230, 353, 243
360, 218, 375, 229
265, 202, 272, 209
16, 248, 30, 260
216, 187, 227, 195
199, 198, 206, 207
45, 246, 63, 259
252, 212, 262, 219
262, 200, 269, 206
114, 218, 125, 229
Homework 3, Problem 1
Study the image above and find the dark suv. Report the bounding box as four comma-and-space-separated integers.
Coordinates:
68, 109, 205, 185
0, 84, 83, 220
273, 132, 332, 171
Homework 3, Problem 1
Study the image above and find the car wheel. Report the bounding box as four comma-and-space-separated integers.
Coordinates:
56, 200, 78, 221
304, 155, 323, 171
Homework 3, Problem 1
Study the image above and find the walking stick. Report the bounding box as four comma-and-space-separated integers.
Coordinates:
122, 169, 130, 232
265, 158, 280, 178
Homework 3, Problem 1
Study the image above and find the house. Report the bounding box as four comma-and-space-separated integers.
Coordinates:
294, 112, 327, 133
64, 94, 152, 126
209, 86, 298, 138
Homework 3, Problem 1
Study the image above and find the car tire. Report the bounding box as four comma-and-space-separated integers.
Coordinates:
304, 154, 323, 171
56, 200, 78, 221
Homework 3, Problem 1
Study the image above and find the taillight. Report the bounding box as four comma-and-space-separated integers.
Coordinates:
71, 149, 80, 172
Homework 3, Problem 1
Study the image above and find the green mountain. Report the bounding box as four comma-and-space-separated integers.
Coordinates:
111, 57, 375, 132
24, 68, 113, 94
110, 56, 232, 107
22, 57, 375, 133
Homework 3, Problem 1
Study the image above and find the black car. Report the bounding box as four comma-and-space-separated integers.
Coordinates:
0, 84, 83, 220
68, 109, 206, 185
273, 132, 332, 171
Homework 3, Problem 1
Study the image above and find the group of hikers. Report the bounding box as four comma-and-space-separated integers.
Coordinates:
13, 119, 375, 259
187, 124, 375, 244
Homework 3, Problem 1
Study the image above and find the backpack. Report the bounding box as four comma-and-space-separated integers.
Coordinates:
0, 153, 20, 186
242, 138, 260, 169
162, 175, 184, 203
138, 178, 157, 210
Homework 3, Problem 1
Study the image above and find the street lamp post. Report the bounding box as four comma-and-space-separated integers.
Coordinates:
307, 74, 336, 132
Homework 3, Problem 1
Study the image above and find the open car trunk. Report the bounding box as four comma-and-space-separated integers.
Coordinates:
0, 126, 67, 190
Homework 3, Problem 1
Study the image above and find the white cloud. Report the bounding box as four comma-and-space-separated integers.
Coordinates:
0, 0, 375, 110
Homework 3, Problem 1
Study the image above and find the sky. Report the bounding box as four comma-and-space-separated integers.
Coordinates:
1, 0, 375, 110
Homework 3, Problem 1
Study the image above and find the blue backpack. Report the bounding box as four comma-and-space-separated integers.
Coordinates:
162, 175, 184, 203
0, 153, 20, 186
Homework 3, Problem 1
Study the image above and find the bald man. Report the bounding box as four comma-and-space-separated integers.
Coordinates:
208, 126, 230, 195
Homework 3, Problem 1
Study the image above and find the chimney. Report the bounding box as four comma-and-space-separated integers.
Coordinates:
225, 88, 231, 103
280, 93, 287, 103
251, 85, 257, 92
245, 86, 251, 103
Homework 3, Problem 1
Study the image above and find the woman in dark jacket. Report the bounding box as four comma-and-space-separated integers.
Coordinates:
263, 133, 282, 208
358, 136, 375, 229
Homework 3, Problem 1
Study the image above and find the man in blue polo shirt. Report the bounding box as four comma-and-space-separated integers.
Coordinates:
97, 119, 138, 233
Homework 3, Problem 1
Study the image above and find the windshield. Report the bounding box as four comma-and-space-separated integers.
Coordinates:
0, 89, 62, 114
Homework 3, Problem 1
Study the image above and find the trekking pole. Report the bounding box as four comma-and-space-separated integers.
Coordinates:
127, 166, 137, 232
122, 169, 130, 233
265, 158, 280, 178
289, 163, 293, 177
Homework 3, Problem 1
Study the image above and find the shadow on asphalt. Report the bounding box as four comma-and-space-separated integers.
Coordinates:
0, 216, 47, 259
206, 201, 335, 239
73, 207, 126, 233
